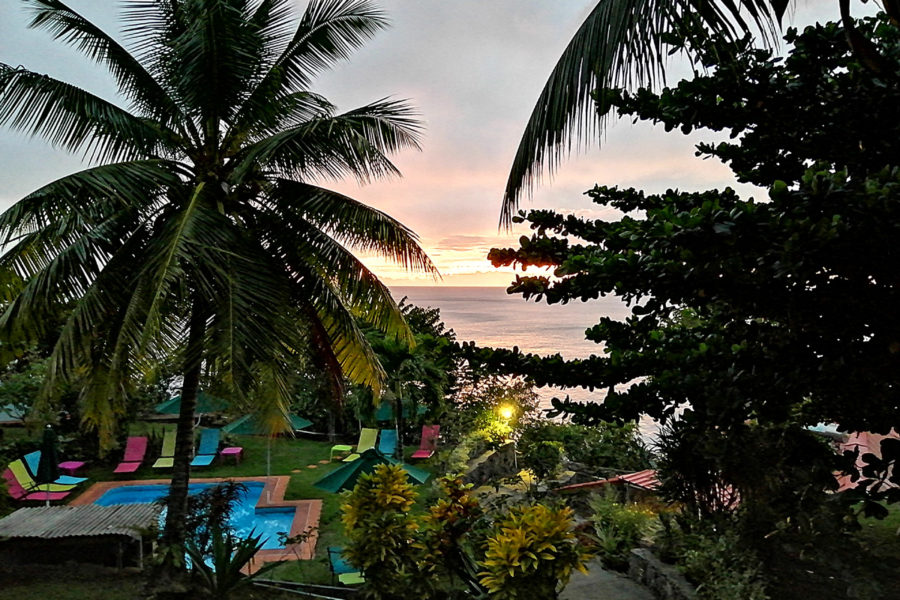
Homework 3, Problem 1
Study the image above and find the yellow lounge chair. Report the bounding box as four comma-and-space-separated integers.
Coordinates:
152, 427, 177, 469
342, 428, 378, 462
8, 459, 76, 493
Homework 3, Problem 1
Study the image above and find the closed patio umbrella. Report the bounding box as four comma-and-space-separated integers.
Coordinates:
223, 413, 313, 482
313, 448, 430, 494
154, 392, 229, 415
35, 425, 60, 506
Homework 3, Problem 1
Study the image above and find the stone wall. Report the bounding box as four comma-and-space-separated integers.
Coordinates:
463, 442, 517, 486
629, 548, 696, 600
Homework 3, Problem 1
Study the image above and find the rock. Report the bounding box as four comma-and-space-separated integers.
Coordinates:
628, 548, 697, 600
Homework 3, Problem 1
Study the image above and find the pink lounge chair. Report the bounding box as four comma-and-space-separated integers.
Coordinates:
411, 425, 440, 459
113, 436, 148, 474
3, 468, 70, 502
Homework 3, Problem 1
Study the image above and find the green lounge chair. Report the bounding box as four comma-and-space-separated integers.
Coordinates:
7, 459, 76, 493
342, 428, 378, 462
152, 428, 177, 469
190, 428, 220, 467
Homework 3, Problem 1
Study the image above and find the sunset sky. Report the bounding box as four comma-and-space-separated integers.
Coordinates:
0, 1, 853, 286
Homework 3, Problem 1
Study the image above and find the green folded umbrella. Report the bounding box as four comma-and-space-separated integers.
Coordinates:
374, 400, 427, 421
155, 392, 229, 415
222, 414, 312, 436
313, 448, 430, 494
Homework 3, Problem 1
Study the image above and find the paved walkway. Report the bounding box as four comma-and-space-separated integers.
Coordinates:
561, 559, 655, 600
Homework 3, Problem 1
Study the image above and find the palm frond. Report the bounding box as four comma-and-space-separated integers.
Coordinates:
232, 98, 421, 184
0, 64, 177, 163
501, 0, 780, 225
233, 0, 388, 134
260, 209, 414, 346
266, 180, 437, 274
152, 0, 270, 125
301, 278, 386, 396
0, 160, 181, 245
23, 0, 186, 129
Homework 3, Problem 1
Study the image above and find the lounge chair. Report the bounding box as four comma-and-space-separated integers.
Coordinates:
411, 425, 440, 459
152, 427, 177, 469
113, 436, 148, 474
342, 428, 378, 462
3, 468, 70, 502
190, 428, 221, 467
7, 459, 76, 493
327, 546, 364, 585
23, 450, 87, 486
377, 429, 398, 458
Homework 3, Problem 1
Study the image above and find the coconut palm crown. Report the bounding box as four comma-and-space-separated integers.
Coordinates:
0, 0, 435, 557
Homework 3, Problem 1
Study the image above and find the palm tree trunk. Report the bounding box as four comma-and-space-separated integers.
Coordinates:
160, 304, 207, 561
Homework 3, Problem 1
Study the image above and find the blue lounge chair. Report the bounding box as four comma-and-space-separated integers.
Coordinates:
377, 429, 398, 458
190, 428, 221, 467
23, 451, 86, 486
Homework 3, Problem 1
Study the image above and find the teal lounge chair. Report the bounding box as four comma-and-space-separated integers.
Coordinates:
190, 428, 221, 467
24, 451, 86, 486
152, 428, 177, 469
377, 429, 398, 458
328, 547, 364, 585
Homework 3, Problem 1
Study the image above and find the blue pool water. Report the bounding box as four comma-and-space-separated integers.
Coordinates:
94, 481, 294, 550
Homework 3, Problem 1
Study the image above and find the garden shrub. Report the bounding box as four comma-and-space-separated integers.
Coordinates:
342, 464, 428, 599
478, 503, 592, 600
520, 440, 565, 480
419, 476, 486, 595
679, 530, 770, 600
588, 491, 656, 571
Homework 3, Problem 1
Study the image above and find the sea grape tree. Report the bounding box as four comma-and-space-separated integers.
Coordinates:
480, 15, 900, 525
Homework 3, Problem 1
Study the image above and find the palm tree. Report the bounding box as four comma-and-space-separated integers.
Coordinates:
501, 0, 897, 224
0, 0, 435, 565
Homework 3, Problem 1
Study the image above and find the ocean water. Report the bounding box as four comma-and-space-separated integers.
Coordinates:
391, 287, 629, 406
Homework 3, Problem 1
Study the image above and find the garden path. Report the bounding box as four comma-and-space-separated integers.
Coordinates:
561, 559, 655, 600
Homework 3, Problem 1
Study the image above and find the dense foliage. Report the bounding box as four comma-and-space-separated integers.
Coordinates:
481, 14, 900, 596
342, 468, 590, 599
484, 12, 900, 473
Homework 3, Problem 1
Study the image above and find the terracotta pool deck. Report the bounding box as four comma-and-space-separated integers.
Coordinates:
71, 476, 321, 569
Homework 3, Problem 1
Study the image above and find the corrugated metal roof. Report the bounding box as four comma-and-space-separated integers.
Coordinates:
556, 469, 660, 493
0, 504, 160, 540
619, 469, 659, 490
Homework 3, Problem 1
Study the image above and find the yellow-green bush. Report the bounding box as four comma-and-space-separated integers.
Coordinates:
478, 504, 592, 599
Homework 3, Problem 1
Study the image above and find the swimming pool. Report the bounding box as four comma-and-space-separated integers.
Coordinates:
94, 481, 295, 550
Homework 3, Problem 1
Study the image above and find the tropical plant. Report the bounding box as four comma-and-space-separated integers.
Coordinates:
478, 503, 592, 600
185, 527, 280, 600
341, 463, 426, 599
500, 0, 897, 222
419, 475, 487, 595
679, 529, 770, 600
588, 491, 656, 571
0, 0, 434, 569
519, 440, 564, 480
